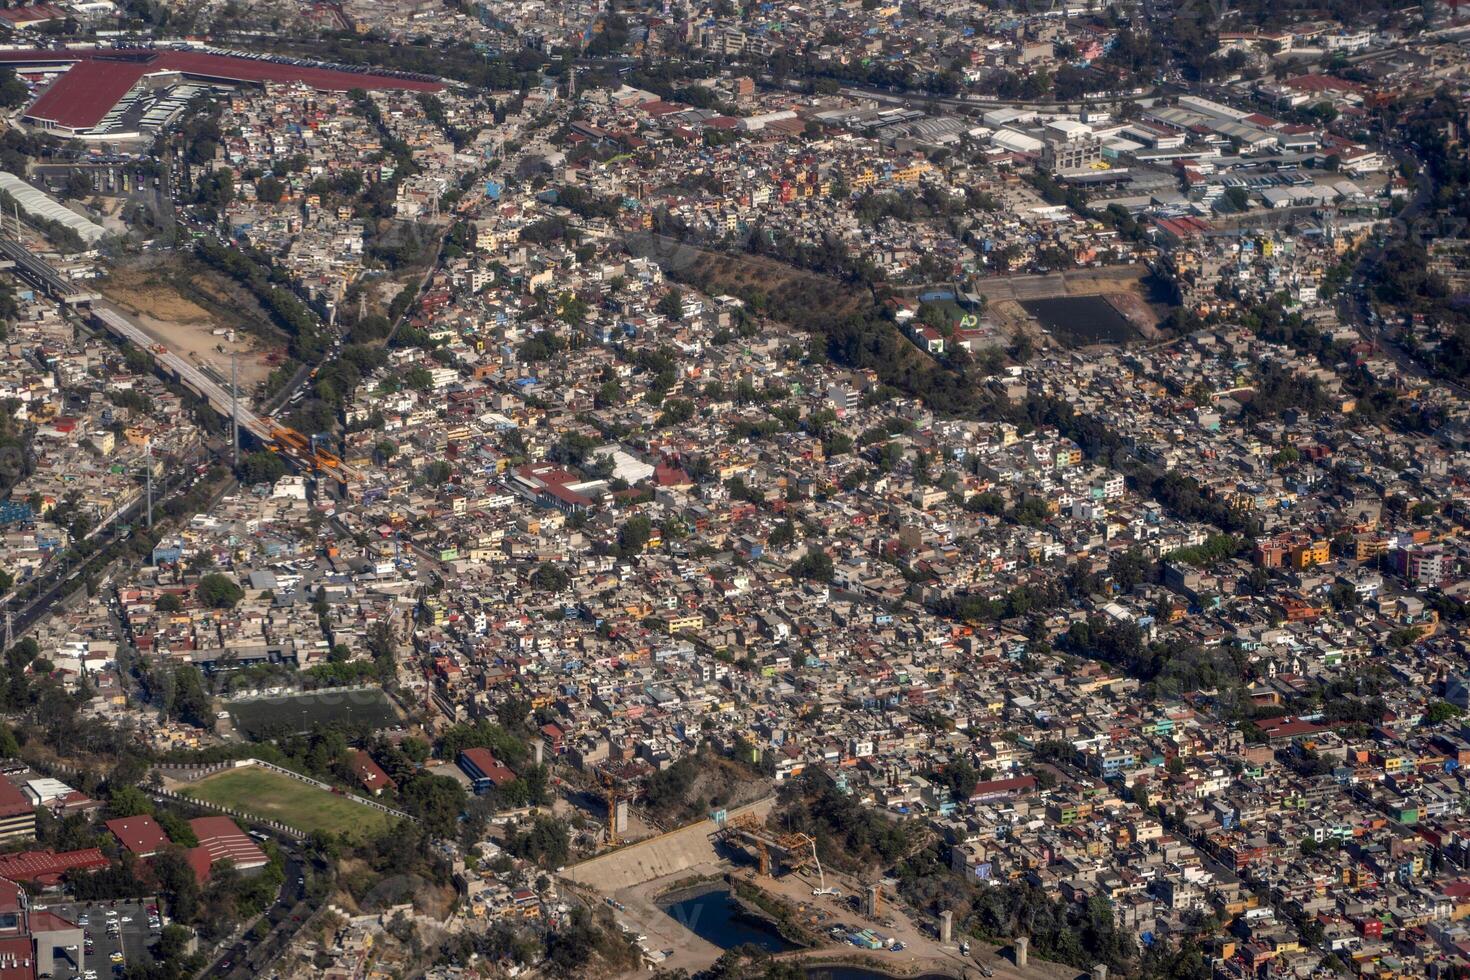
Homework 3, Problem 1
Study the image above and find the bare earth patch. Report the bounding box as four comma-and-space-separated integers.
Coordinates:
100, 262, 275, 393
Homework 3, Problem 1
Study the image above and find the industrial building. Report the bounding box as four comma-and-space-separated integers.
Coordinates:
0, 47, 443, 140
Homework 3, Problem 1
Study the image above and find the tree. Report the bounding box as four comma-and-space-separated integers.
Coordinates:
617, 516, 652, 556
1425, 702, 1463, 725
939, 758, 977, 799
256, 176, 285, 204
0, 70, 27, 110
530, 563, 570, 592
767, 521, 796, 549
197, 573, 244, 610
504, 815, 570, 868
789, 549, 835, 583
106, 785, 154, 819
399, 772, 468, 837
237, 451, 286, 486
64, 170, 94, 200
656, 288, 684, 320
157, 810, 199, 847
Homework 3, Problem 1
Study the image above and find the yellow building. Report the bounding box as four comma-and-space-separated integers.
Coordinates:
1289, 539, 1330, 569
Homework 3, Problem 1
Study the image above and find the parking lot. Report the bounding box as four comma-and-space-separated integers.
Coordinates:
36, 898, 159, 977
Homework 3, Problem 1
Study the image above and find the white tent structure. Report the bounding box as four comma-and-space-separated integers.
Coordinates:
0, 171, 107, 245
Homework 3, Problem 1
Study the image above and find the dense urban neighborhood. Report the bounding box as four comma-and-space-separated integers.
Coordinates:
0, 0, 1463, 979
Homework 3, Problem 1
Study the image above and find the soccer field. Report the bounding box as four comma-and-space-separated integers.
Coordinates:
226, 688, 401, 740
183, 766, 399, 840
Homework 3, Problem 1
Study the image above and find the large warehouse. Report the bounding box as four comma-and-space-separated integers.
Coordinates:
0, 47, 444, 139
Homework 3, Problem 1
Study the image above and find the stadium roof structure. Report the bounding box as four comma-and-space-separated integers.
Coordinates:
0, 48, 443, 135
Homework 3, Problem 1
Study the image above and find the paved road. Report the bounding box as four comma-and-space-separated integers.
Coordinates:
0, 236, 261, 432
1336, 141, 1470, 396
197, 846, 312, 980
3, 458, 205, 636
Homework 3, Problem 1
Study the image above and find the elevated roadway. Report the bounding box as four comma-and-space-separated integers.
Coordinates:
1, 233, 357, 482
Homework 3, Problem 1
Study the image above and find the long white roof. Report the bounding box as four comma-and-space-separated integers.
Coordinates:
0, 170, 107, 244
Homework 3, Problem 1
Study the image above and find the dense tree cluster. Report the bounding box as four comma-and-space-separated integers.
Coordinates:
195, 239, 331, 361
774, 778, 917, 871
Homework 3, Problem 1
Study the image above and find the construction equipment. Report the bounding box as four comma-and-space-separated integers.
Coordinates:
598, 769, 633, 846
268, 423, 311, 453
798, 833, 837, 894
259, 422, 357, 483
721, 816, 820, 881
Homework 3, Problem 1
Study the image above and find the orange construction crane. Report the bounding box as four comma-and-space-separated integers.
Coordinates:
599, 769, 627, 846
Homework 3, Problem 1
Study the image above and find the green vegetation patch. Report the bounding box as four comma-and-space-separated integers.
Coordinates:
226, 688, 400, 740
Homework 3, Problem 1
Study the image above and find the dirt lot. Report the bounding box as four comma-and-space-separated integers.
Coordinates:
100, 260, 281, 393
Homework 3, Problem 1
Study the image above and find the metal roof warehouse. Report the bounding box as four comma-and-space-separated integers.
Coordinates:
0, 49, 443, 137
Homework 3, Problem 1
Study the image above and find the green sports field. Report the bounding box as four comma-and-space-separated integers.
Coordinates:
225, 689, 400, 740
182, 766, 398, 840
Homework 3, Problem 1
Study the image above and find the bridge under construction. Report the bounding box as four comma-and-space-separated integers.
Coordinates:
718, 812, 830, 888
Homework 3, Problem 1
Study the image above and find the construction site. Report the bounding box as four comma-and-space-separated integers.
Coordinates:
557, 799, 1070, 980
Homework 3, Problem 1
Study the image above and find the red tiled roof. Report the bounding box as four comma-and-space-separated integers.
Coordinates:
0, 879, 22, 916
1283, 73, 1364, 93
459, 748, 516, 786
0, 848, 108, 885
0, 782, 31, 820
189, 816, 268, 872
105, 815, 170, 856
3, 49, 442, 131
653, 463, 691, 486
350, 750, 395, 793
26, 910, 79, 934
542, 482, 594, 508
968, 775, 1038, 800
182, 846, 212, 885
0, 936, 32, 980
639, 100, 687, 116
0, 4, 64, 23
1259, 717, 1326, 740
24, 60, 137, 130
